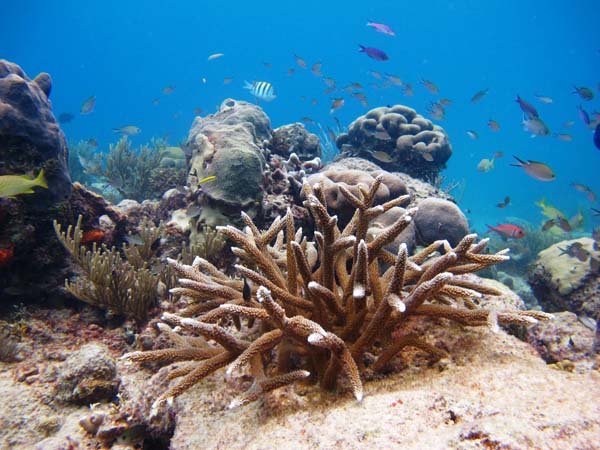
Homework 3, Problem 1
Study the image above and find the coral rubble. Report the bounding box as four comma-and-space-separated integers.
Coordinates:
124, 176, 551, 409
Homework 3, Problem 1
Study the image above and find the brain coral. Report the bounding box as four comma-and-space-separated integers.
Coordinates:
336, 105, 452, 182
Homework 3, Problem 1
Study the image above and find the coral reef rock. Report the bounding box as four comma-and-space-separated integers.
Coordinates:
55, 344, 118, 404
0, 59, 71, 203
529, 237, 600, 318
336, 104, 452, 182
186, 99, 269, 226
268, 122, 321, 159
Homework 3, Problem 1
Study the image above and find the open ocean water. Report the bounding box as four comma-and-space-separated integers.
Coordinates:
3, 0, 600, 233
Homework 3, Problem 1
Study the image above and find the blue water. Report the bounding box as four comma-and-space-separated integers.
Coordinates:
3, 0, 600, 232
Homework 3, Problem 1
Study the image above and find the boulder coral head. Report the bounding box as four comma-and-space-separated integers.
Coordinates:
124, 176, 551, 411
336, 104, 452, 182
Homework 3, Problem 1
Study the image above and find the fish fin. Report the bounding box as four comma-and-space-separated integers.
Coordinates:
34, 169, 48, 189
243, 80, 253, 90
511, 155, 526, 166
358, 45, 366, 52
484, 224, 495, 234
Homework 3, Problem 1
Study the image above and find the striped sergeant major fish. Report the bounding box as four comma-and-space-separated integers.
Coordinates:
244, 80, 276, 102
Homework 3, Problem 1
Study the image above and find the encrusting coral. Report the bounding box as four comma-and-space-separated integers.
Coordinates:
123, 176, 552, 410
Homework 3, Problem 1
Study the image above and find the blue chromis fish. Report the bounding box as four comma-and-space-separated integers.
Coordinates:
358, 45, 389, 61
244, 81, 276, 102
511, 156, 556, 181
0, 169, 48, 198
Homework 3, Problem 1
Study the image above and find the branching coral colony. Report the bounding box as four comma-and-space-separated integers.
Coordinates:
124, 175, 552, 410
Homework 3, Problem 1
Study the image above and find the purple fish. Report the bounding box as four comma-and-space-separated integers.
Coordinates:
578, 104, 590, 125
359, 45, 388, 61
516, 95, 539, 119
366, 22, 395, 36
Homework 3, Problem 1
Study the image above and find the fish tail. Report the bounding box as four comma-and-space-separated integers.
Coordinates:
243, 80, 253, 90
484, 224, 495, 234
35, 169, 48, 189
510, 155, 526, 167
358, 45, 366, 52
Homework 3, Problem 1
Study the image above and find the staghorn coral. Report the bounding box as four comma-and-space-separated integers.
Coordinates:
54, 215, 159, 322
123, 176, 551, 410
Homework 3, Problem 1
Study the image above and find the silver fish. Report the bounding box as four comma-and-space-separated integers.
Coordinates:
244, 80, 276, 101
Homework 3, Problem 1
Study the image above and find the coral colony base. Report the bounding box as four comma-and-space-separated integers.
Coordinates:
123, 176, 552, 411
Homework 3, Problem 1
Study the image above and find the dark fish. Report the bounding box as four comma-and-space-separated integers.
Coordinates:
594, 124, 600, 150
421, 79, 439, 94
359, 45, 388, 61
496, 196, 510, 208
150, 237, 161, 252
558, 242, 589, 262
573, 86, 594, 101
511, 155, 556, 181
488, 119, 500, 131
330, 98, 344, 113
556, 216, 572, 232
470, 89, 489, 103
80, 95, 96, 114
242, 277, 251, 301
516, 95, 539, 119
578, 105, 590, 125
58, 112, 74, 124
541, 218, 555, 232
592, 208, 600, 217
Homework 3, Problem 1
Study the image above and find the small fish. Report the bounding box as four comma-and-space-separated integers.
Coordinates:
428, 102, 445, 120
81, 229, 105, 245
58, 112, 74, 124
294, 54, 307, 69
477, 158, 495, 173
150, 237, 161, 252
323, 77, 336, 87
368, 70, 382, 80
370, 151, 396, 163
594, 124, 600, 150
359, 45, 389, 61
373, 130, 391, 140
86, 138, 98, 148
301, 117, 314, 124
592, 226, 600, 241
80, 95, 96, 114
310, 98, 318, 106
162, 85, 175, 94
564, 120, 575, 128
571, 183, 596, 201
223, 77, 234, 85
439, 98, 452, 106
485, 223, 526, 239
523, 117, 550, 136
207, 53, 224, 61
384, 73, 403, 86
573, 86, 594, 101
186, 204, 201, 219
326, 127, 336, 143
403, 84, 414, 97
152, 98, 160, 106
558, 242, 588, 261
287, 68, 295, 76
124, 234, 143, 246
466, 130, 478, 140
536, 197, 567, 220
113, 126, 141, 136
324, 87, 336, 95
511, 156, 556, 181
351, 82, 363, 90
496, 196, 510, 208
244, 81, 276, 102
470, 89, 488, 103
242, 277, 252, 302
555, 133, 573, 141
578, 105, 590, 125
366, 21, 395, 36
0, 244, 14, 267
263, 62, 272, 69
535, 94, 553, 104
541, 219, 555, 232
201, 77, 207, 84
420, 79, 439, 94
488, 119, 500, 131
311, 62, 322, 77
193, 107, 204, 115
493, 151, 504, 159
592, 208, 600, 217
516, 95, 539, 119
330, 98, 345, 113
198, 175, 217, 184
0, 169, 48, 198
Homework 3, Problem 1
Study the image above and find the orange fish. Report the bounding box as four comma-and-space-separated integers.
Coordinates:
0, 244, 14, 267
81, 229, 105, 244
488, 119, 500, 131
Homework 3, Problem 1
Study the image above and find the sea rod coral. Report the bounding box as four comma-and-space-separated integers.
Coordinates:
123, 175, 552, 409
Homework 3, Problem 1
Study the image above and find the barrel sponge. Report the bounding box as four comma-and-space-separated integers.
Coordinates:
336, 104, 452, 182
